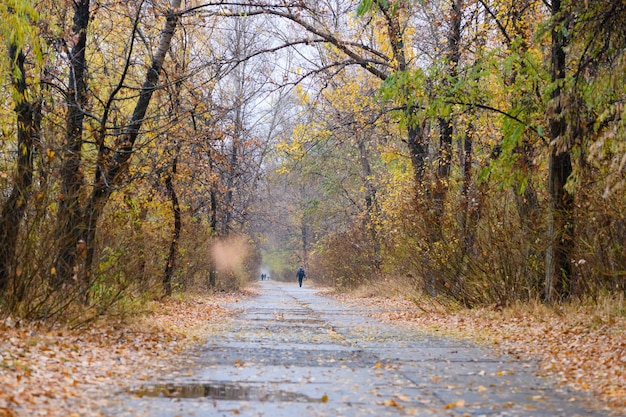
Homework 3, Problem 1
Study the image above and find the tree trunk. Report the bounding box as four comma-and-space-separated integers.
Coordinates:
299, 186, 310, 267
223, 20, 247, 236
223, 132, 239, 235
406, 121, 427, 186
459, 123, 480, 256
545, 152, 574, 302
544, 0, 574, 303
0, 46, 36, 295
54, 0, 89, 287
84, 0, 183, 279
433, 0, 462, 222
433, 116, 453, 220
300, 221, 309, 268
207, 155, 218, 288
513, 142, 542, 295
357, 133, 381, 270
208, 187, 218, 288
378, 2, 430, 191
163, 154, 181, 297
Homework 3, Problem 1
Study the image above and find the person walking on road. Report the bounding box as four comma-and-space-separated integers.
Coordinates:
296, 265, 306, 287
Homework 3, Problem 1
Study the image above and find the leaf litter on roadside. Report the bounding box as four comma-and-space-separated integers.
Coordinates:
332, 292, 625, 416
0, 294, 238, 417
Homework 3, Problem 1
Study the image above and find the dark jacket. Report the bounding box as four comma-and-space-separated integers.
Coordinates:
296, 267, 306, 279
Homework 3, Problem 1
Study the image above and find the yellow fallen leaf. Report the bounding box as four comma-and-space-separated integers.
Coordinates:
321, 394, 328, 403
444, 399, 465, 409
394, 393, 411, 402
379, 399, 403, 408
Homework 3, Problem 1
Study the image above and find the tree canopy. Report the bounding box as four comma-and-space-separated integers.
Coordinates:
0, 0, 625, 320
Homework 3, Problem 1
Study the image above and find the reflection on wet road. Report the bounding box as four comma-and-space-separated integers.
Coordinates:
105, 281, 601, 416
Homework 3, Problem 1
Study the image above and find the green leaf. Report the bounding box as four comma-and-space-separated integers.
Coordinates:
356, 0, 374, 17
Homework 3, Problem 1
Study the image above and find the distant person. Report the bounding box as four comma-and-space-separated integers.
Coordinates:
296, 265, 306, 287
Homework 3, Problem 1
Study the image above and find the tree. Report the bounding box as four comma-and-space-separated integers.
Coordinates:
54, 0, 90, 287
432, 0, 462, 224
82, 0, 184, 284
543, 0, 573, 302
0, 1, 42, 297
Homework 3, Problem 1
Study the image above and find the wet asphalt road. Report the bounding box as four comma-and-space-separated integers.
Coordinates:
105, 281, 602, 416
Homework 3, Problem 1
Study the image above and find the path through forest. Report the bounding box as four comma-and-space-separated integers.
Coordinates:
104, 281, 602, 416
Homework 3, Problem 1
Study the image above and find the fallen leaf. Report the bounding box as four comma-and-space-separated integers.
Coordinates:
394, 393, 411, 402
0, 407, 17, 417
378, 399, 403, 409
444, 399, 465, 409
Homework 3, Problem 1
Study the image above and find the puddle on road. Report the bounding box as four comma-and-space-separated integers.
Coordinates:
130, 382, 323, 403
245, 317, 326, 325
